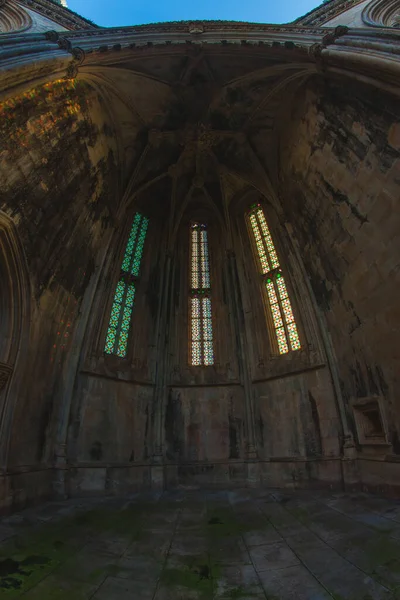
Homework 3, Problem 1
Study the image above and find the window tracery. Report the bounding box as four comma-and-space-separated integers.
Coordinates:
248, 204, 301, 355
189, 223, 214, 366
104, 212, 149, 358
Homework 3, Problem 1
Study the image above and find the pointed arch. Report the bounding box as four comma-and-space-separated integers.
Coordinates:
0, 212, 30, 466
0, 213, 30, 381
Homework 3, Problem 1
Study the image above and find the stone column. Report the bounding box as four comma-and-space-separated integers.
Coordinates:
151, 250, 172, 489
226, 250, 258, 478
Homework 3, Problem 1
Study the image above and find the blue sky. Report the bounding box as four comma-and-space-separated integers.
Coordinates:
67, 0, 323, 28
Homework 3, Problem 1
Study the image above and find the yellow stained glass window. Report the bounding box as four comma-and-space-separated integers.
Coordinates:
104, 213, 149, 357
190, 223, 214, 366
248, 204, 300, 355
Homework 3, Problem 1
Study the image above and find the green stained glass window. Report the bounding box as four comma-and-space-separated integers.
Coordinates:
189, 223, 214, 366
248, 205, 301, 355
104, 213, 149, 357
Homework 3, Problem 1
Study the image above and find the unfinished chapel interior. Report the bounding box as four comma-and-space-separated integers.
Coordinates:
0, 0, 400, 512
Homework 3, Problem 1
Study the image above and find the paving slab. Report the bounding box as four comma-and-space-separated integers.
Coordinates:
214, 564, 265, 599
0, 489, 400, 598
209, 536, 251, 565
243, 525, 283, 547
83, 534, 131, 556
249, 541, 300, 572
115, 555, 164, 581
258, 564, 332, 600
22, 575, 97, 599
54, 550, 120, 585
92, 576, 155, 599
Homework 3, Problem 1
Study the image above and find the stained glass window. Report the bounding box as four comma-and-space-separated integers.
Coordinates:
104, 213, 149, 358
190, 223, 214, 366
248, 204, 301, 355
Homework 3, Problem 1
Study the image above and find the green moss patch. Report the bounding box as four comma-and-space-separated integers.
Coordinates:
162, 554, 213, 598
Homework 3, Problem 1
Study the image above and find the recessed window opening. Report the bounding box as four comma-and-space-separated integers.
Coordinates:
189, 222, 214, 366
104, 212, 149, 358
247, 203, 301, 355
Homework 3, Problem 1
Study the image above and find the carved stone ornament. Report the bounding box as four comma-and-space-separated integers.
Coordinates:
17, 0, 97, 30
308, 43, 324, 59
45, 30, 60, 42
296, 0, 365, 26
0, 363, 13, 392
188, 22, 204, 34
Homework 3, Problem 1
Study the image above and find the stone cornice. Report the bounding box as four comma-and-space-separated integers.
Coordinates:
295, 0, 366, 26
60, 20, 326, 38
17, 0, 97, 30
44, 23, 328, 61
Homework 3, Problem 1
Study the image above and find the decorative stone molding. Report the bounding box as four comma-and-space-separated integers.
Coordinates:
0, 0, 32, 33
55, 21, 326, 42
0, 363, 12, 392
17, 0, 97, 30
295, 0, 366, 26
362, 0, 400, 27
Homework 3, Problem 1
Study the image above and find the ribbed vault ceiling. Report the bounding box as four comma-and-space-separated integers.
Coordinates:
78, 44, 317, 233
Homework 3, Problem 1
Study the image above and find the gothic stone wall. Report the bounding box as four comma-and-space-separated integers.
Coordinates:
66, 204, 341, 494
279, 77, 400, 494
0, 78, 119, 510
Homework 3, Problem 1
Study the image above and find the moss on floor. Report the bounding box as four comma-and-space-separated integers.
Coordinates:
161, 554, 213, 599
0, 502, 154, 595
226, 585, 263, 598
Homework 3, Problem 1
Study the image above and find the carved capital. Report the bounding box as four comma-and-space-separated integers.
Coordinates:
0, 363, 12, 392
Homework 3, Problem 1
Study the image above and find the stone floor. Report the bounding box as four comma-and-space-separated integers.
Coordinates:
0, 489, 400, 599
